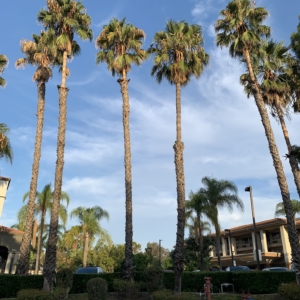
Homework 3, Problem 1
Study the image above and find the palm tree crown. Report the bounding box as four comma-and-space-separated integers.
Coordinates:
215, 0, 270, 57
275, 199, 300, 221
150, 20, 209, 85
96, 17, 147, 78
0, 123, 13, 164
38, 0, 92, 87
0, 54, 8, 87
15, 31, 56, 83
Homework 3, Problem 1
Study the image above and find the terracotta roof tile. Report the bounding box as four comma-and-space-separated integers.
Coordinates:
0, 225, 23, 235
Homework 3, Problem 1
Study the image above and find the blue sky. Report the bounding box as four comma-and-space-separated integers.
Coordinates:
1, 0, 300, 252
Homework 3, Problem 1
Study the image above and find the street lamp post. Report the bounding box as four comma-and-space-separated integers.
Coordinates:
225, 229, 234, 266
245, 186, 261, 270
159, 239, 162, 267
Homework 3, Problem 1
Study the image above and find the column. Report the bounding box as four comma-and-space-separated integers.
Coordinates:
4, 252, 12, 274
231, 237, 237, 255
228, 237, 232, 256
260, 230, 268, 252
11, 252, 19, 274
222, 237, 227, 256
279, 225, 292, 268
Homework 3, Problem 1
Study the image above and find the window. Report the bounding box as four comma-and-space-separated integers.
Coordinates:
271, 233, 280, 240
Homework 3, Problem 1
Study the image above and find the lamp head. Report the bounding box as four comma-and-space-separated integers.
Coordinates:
245, 186, 251, 192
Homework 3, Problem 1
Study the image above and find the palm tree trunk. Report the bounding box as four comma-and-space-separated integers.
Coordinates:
174, 82, 186, 294
35, 210, 46, 274
17, 82, 46, 275
43, 85, 69, 291
32, 219, 38, 249
198, 216, 204, 270
215, 230, 222, 269
274, 96, 300, 198
244, 49, 300, 282
83, 232, 89, 267
117, 73, 134, 282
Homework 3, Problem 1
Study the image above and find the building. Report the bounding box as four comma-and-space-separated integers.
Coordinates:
0, 225, 23, 274
210, 218, 300, 270
0, 176, 11, 217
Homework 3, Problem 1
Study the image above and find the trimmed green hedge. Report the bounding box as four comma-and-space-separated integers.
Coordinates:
0, 271, 297, 298
0, 275, 43, 298
231, 271, 297, 294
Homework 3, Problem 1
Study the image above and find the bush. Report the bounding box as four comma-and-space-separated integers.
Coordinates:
56, 268, 73, 289
143, 266, 164, 293
278, 282, 300, 300
86, 277, 108, 300
17, 288, 66, 300
231, 271, 297, 294
113, 279, 141, 298
152, 289, 198, 300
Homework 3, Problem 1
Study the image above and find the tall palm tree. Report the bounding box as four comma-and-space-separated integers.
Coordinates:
95, 18, 147, 281
291, 16, 300, 61
200, 177, 244, 269
185, 191, 215, 269
0, 123, 13, 163
275, 199, 300, 222
70, 206, 109, 267
38, 0, 92, 291
17, 184, 69, 274
240, 40, 300, 198
15, 31, 56, 275
149, 20, 209, 294
0, 54, 8, 87
215, 0, 300, 280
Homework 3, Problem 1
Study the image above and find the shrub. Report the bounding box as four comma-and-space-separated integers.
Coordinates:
113, 279, 141, 298
56, 268, 73, 298
152, 289, 198, 300
86, 277, 108, 300
17, 288, 66, 300
143, 266, 164, 293
278, 282, 300, 300
56, 268, 73, 289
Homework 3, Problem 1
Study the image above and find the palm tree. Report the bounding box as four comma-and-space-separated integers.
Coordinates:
275, 199, 300, 222
291, 16, 300, 61
70, 206, 109, 267
185, 191, 215, 270
63, 225, 84, 251
200, 177, 244, 269
240, 40, 300, 198
15, 31, 56, 275
149, 20, 209, 293
0, 123, 13, 163
215, 0, 300, 279
17, 184, 69, 274
95, 18, 147, 281
37, 0, 92, 291
0, 54, 8, 87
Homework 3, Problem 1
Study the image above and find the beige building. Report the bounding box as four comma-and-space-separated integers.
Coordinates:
210, 218, 300, 269
0, 225, 23, 274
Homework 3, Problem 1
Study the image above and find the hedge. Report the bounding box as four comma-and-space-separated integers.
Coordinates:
0, 271, 297, 298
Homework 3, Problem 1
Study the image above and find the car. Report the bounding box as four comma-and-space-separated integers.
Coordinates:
262, 267, 291, 272
209, 267, 220, 272
225, 266, 251, 271
192, 270, 201, 272
75, 267, 104, 274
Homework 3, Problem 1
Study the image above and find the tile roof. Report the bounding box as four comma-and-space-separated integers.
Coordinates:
210, 217, 300, 236
0, 225, 23, 235
0, 176, 11, 189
